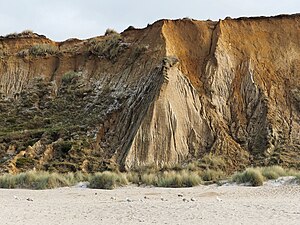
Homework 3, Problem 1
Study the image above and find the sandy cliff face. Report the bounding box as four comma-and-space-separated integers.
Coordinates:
0, 15, 299, 173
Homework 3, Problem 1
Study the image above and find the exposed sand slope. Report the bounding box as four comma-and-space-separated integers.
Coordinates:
1, 183, 300, 225
1, 15, 300, 173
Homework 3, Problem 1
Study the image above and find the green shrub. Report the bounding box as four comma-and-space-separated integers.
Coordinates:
34, 172, 70, 189
131, 45, 148, 60
161, 163, 183, 172
139, 170, 202, 188
61, 71, 80, 84
15, 157, 35, 168
29, 44, 58, 56
132, 164, 159, 174
0, 174, 17, 188
88, 33, 123, 60
157, 171, 181, 187
232, 168, 264, 186
0, 171, 92, 190
201, 169, 225, 182
260, 166, 287, 180
141, 173, 158, 186
88, 171, 128, 189
20, 30, 34, 36
105, 28, 118, 36
0, 171, 75, 189
48, 162, 78, 173
159, 170, 202, 187
126, 172, 140, 184
199, 154, 226, 170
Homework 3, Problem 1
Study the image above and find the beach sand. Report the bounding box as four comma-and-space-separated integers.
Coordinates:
1, 181, 300, 225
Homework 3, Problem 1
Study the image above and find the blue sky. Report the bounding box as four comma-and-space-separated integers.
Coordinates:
0, 0, 299, 41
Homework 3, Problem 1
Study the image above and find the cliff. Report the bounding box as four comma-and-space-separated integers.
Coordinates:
0, 14, 299, 173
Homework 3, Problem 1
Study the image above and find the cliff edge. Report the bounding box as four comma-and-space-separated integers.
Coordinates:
0, 14, 299, 173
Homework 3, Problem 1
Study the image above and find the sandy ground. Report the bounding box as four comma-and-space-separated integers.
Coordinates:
1, 180, 300, 225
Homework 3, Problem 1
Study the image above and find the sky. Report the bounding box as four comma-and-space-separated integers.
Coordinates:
0, 0, 299, 41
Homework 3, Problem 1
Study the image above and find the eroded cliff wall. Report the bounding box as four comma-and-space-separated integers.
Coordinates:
0, 15, 299, 173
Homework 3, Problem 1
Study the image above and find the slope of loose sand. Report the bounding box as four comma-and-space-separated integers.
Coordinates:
1, 181, 300, 225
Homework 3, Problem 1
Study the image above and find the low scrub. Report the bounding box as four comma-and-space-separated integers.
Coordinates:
260, 166, 287, 179
0, 171, 87, 189
88, 171, 128, 189
1, 166, 298, 190
61, 71, 80, 84
28, 44, 58, 56
129, 170, 202, 188
200, 169, 225, 182
157, 170, 202, 187
232, 166, 300, 186
104, 28, 119, 36
232, 168, 264, 186
88, 33, 123, 60
198, 154, 226, 171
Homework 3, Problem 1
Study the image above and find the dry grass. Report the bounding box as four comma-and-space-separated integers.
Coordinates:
104, 28, 118, 36
232, 166, 300, 186
61, 71, 80, 84
260, 166, 287, 179
232, 168, 264, 186
0, 171, 88, 189
157, 170, 202, 187
127, 169, 202, 188
126, 172, 140, 184
88, 33, 123, 60
89, 171, 128, 189
1, 165, 298, 190
140, 173, 158, 186
28, 44, 58, 56
198, 154, 226, 170
128, 156, 228, 186
200, 169, 225, 182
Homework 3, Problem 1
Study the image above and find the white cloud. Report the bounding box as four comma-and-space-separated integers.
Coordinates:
0, 0, 299, 41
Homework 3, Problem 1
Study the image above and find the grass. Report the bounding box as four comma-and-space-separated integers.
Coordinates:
1, 166, 299, 190
89, 171, 128, 189
232, 166, 300, 186
88, 33, 123, 60
157, 170, 202, 187
3, 30, 34, 39
104, 28, 118, 36
128, 169, 203, 188
17, 44, 58, 57
131, 44, 148, 60
127, 155, 228, 186
200, 169, 225, 182
232, 168, 264, 186
28, 44, 58, 56
260, 165, 287, 179
61, 71, 80, 84
0, 171, 88, 189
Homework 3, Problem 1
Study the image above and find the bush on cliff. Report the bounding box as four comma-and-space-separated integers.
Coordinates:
88, 33, 123, 60
29, 44, 58, 56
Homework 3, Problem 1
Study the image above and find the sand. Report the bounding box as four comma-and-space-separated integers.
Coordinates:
1, 181, 300, 225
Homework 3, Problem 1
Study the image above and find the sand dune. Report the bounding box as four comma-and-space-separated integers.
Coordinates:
1, 182, 300, 225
